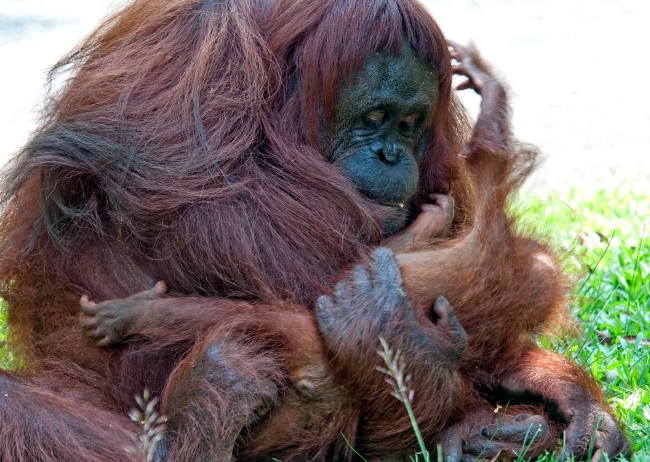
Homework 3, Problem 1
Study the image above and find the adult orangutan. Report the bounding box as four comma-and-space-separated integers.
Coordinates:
0, 0, 627, 461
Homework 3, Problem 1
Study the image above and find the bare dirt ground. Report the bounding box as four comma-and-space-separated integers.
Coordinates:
1, 0, 648, 194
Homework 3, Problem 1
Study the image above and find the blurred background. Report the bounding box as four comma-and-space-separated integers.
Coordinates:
0, 0, 648, 194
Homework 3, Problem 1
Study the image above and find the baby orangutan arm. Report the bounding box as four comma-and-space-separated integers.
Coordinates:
80, 286, 333, 462
79, 280, 169, 346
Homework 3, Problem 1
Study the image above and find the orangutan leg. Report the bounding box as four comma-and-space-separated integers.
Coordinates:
155, 338, 283, 462
0, 370, 137, 462
495, 348, 629, 461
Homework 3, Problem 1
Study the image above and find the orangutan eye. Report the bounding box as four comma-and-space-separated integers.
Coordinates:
364, 110, 386, 126
399, 114, 418, 132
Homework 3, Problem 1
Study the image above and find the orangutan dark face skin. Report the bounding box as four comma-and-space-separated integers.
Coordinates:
326, 47, 439, 235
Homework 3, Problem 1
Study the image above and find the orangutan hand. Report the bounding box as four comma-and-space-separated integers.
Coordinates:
79, 281, 167, 347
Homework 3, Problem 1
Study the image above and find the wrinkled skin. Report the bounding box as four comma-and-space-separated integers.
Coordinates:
79, 42, 628, 462
326, 45, 439, 235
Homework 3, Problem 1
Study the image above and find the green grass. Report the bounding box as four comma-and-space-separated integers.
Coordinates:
519, 184, 650, 460
0, 301, 7, 368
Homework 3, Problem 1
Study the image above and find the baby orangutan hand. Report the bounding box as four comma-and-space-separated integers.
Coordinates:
382, 193, 455, 253
79, 281, 167, 347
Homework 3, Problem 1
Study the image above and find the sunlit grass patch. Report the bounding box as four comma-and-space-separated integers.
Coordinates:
0, 299, 8, 369
520, 184, 650, 459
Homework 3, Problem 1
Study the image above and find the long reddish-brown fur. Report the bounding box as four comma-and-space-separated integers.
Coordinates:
0, 0, 466, 390
0, 0, 620, 461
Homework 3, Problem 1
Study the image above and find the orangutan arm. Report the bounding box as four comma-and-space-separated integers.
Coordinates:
314, 247, 467, 447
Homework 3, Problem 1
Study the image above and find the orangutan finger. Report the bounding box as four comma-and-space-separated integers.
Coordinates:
333, 280, 354, 308
79, 295, 98, 315
78, 314, 98, 330
86, 328, 106, 340
452, 64, 468, 74
598, 412, 630, 458
150, 280, 168, 296
97, 336, 113, 348
428, 193, 452, 209
589, 431, 605, 462
371, 247, 401, 287
448, 40, 469, 60
440, 425, 464, 462
314, 294, 337, 337
433, 296, 453, 324
433, 296, 466, 353
482, 414, 549, 443
353, 265, 371, 294
456, 80, 473, 91
463, 439, 502, 458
